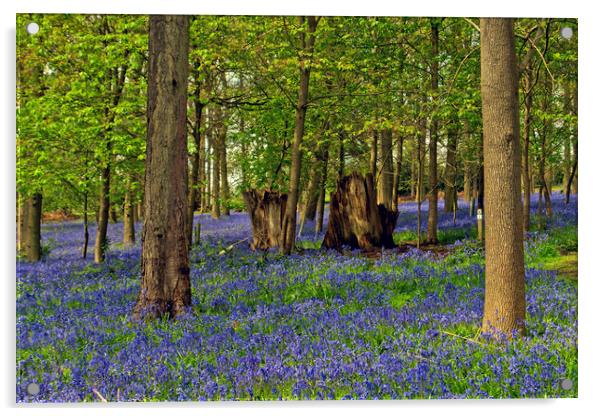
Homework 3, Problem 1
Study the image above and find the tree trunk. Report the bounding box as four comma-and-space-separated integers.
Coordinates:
463, 160, 471, 204
243, 190, 287, 250
480, 18, 526, 338
134, 15, 191, 320
322, 172, 398, 251
280, 16, 319, 255
378, 128, 394, 210
187, 77, 205, 246
426, 19, 439, 244
315, 149, 330, 235
443, 120, 458, 212
522, 65, 533, 232
217, 105, 230, 216
370, 129, 378, 179
338, 130, 345, 181
82, 191, 89, 258
123, 186, 135, 247
94, 163, 111, 263
24, 194, 42, 262
210, 108, 221, 219
391, 133, 404, 210
136, 201, 144, 221
18, 195, 30, 256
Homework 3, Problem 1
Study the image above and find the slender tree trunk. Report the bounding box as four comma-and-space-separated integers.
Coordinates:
24, 194, 42, 262
338, 130, 345, 181
217, 106, 230, 216
426, 19, 440, 244
199, 107, 207, 212
94, 163, 111, 263
280, 16, 319, 255
417, 119, 426, 248
315, 149, 329, 235
444, 120, 458, 212
370, 129, 378, 179
123, 186, 135, 247
82, 191, 89, 258
522, 65, 533, 232
480, 18, 526, 338
463, 160, 471, 204
378, 128, 394, 210
187, 77, 204, 246
391, 133, 404, 210
210, 108, 221, 219
18, 195, 30, 256
134, 15, 191, 320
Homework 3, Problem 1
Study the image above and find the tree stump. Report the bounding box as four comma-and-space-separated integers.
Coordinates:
322, 172, 399, 251
242, 189, 288, 250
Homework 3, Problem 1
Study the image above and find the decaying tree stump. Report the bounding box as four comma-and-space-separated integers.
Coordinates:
242, 189, 288, 250
322, 172, 399, 251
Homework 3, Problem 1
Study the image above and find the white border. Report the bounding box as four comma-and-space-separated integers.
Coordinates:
3, 1, 600, 415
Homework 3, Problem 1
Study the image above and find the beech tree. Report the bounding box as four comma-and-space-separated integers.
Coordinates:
480, 18, 526, 338
134, 15, 191, 319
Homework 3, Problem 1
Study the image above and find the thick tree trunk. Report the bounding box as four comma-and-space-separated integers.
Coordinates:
243, 190, 287, 250
134, 15, 191, 320
94, 164, 111, 263
426, 19, 439, 244
378, 128, 394, 210
391, 133, 404, 210
123, 187, 135, 247
322, 172, 398, 251
280, 16, 319, 255
443, 121, 458, 212
480, 18, 526, 338
24, 194, 42, 262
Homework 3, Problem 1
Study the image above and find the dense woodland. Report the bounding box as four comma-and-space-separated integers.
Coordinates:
16, 15, 578, 401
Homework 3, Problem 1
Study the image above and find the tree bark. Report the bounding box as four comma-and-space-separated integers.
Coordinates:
18, 195, 30, 256
443, 120, 459, 212
391, 133, 404, 211
426, 19, 439, 244
378, 128, 394, 210
209, 108, 221, 219
217, 105, 230, 216
134, 15, 191, 320
187, 67, 205, 246
315, 148, 329, 235
280, 16, 319, 255
322, 172, 398, 251
82, 191, 89, 258
521, 64, 533, 232
123, 186, 135, 247
94, 163, 111, 263
480, 18, 526, 338
370, 129, 378, 180
243, 190, 287, 250
24, 194, 42, 262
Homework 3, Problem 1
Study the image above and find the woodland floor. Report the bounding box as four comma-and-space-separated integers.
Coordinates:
16, 192, 578, 402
